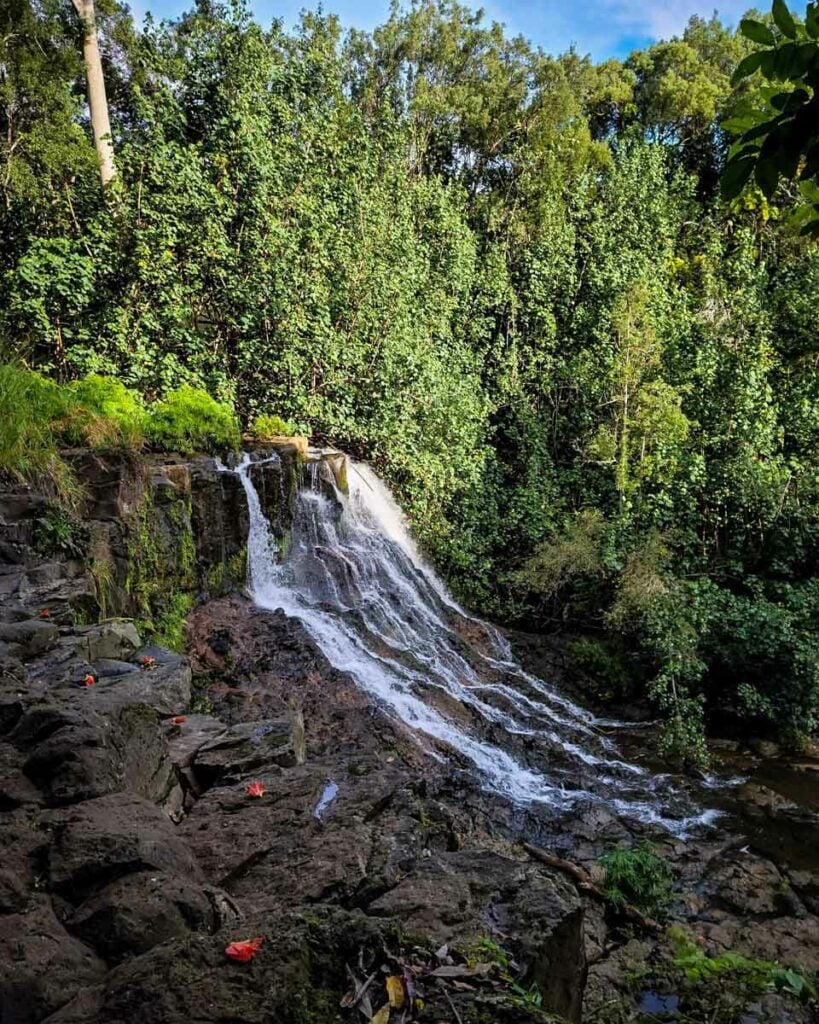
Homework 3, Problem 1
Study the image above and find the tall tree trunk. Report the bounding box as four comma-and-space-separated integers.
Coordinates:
71, 0, 116, 186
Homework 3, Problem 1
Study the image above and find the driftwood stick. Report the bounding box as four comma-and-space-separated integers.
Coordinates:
522, 842, 660, 933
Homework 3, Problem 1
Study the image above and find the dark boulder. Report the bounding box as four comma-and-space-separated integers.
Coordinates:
0, 897, 105, 1024
48, 793, 202, 903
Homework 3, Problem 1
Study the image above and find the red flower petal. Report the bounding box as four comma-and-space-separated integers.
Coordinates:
225, 936, 263, 962
83, 674, 96, 688
170, 715, 187, 724
39, 609, 50, 619
245, 782, 265, 798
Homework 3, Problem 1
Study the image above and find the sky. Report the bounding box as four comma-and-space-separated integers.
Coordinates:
131, 0, 754, 60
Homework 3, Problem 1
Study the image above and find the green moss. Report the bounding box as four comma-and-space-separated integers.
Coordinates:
153, 590, 195, 652
124, 484, 198, 647
205, 547, 248, 595
0, 364, 81, 503
89, 555, 115, 620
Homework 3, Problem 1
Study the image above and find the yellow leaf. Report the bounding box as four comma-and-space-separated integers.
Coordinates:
386, 975, 404, 1009
370, 1004, 390, 1024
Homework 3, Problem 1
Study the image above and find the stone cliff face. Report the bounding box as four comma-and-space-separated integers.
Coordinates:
0, 449, 586, 1024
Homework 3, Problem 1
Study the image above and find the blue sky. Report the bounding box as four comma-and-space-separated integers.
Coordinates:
132, 0, 754, 60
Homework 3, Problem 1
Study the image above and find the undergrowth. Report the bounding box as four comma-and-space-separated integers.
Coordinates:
0, 365, 242, 498
599, 843, 675, 916
250, 413, 297, 438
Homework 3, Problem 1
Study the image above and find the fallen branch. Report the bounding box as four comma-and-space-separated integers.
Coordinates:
522, 842, 660, 933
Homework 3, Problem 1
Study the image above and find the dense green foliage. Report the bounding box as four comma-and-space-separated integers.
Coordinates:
1, 0, 818, 760
723, 1, 819, 235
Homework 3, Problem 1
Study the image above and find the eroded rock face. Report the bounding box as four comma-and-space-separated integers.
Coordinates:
3, 454, 818, 1024
0, 462, 586, 1024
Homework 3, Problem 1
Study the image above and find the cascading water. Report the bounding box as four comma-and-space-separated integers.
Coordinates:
233, 452, 718, 836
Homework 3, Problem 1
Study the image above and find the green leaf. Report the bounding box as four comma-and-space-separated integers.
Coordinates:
759, 50, 778, 78
795, 40, 818, 73
721, 156, 756, 198
755, 156, 780, 196
740, 18, 776, 45
775, 140, 800, 179
730, 51, 766, 83
799, 179, 819, 202
772, 0, 797, 38
806, 2, 819, 37
774, 41, 797, 78
740, 122, 776, 144
721, 114, 756, 134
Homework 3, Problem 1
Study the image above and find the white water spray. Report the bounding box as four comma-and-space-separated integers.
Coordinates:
233, 453, 718, 835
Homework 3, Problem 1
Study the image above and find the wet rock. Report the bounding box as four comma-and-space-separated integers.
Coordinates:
368, 850, 586, 1022
247, 455, 297, 542
73, 621, 141, 662
191, 717, 299, 788
0, 866, 29, 913
0, 619, 59, 659
736, 782, 798, 815
0, 741, 41, 808
48, 793, 202, 902
749, 739, 780, 758
702, 851, 785, 917
65, 449, 145, 522
0, 897, 105, 1024
68, 870, 217, 963
91, 658, 140, 678
189, 460, 249, 575
166, 714, 227, 770
88, 656, 192, 717
19, 700, 174, 807
42, 908, 487, 1024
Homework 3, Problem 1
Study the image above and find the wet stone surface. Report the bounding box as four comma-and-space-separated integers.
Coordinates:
1, 459, 818, 1024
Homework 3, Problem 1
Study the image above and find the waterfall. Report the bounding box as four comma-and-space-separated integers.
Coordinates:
234, 453, 718, 835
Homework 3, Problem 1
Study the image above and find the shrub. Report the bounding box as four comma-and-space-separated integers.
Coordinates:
250, 413, 297, 438
147, 386, 241, 455
64, 375, 146, 450
33, 502, 87, 557
599, 843, 675, 915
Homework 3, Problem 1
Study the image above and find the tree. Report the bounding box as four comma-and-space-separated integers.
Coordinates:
71, 0, 115, 185
722, 0, 819, 236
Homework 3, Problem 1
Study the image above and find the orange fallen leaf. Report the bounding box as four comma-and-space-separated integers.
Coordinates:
170, 715, 187, 724
225, 936, 263, 962
39, 608, 50, 619
245, 781, 265, 798
83, 674, 96, 688
139, 656, 156, 670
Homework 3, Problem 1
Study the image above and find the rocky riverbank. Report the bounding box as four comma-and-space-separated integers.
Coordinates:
1, 448, 818, 1024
